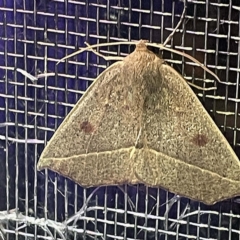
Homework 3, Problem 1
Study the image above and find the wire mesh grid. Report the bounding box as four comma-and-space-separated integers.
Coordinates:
0, 0, 240, 239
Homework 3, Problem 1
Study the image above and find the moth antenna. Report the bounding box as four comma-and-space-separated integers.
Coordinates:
56, 41, 137, 65
187, 82, 217, 91
57, 41, 222, 85
159, 0, 222, 87
163, 0, 187, 47
85, 42, 124, 61
146, 42, 222, 84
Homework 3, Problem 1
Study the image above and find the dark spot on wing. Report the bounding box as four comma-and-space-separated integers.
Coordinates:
135, 142, 144, 149
80, 121, 94, 134
191, 134, 208, 147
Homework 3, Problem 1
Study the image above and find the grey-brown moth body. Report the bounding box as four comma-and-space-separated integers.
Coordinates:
37, 40, 240, 205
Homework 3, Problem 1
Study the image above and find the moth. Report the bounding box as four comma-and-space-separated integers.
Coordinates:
37, 40, 240, 205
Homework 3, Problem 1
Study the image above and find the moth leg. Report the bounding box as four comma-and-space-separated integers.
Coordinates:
187, 81, 217, 91
163, 0, 187, 46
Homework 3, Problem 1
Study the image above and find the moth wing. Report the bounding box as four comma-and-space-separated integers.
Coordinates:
135, 63, 240, 204
38, 61, 141, 187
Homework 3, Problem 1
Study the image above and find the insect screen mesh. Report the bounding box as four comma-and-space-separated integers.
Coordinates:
0, 0, 239, 239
